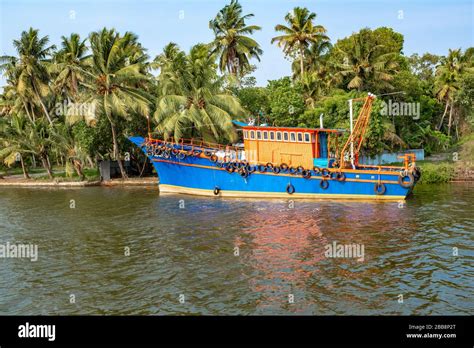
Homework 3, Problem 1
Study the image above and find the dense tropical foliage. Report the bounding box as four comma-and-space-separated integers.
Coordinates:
0, 1, 473, 179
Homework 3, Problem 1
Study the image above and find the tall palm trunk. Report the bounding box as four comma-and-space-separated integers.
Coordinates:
299, 45, 305, 79
228, 48, 242, 87
30, 104, 37, 123
86, 155, 94, 168
71, 73, 78, 98
110, 122, 127, 179
32, 80, 53, 126
41, 155, 53, 179
437, 101, 449, 130
72, 159, 85, 181
22, 100, 34, 123
447, 103, 454, 136
20, 155, 30, 179
104, 94, 127, 179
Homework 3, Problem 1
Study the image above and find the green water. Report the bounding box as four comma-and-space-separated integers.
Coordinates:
0, 183, 473, 315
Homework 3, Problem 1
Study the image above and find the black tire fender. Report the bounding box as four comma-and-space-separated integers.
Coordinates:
398, 173, 415, 188
374, 182, 386, 195
258, 164, 267, 173
336, 172, 346, 182
320, 180, 329, 190
239, 168, 249, 178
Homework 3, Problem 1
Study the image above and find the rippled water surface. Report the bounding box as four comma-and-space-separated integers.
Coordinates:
0, 183, 473, 315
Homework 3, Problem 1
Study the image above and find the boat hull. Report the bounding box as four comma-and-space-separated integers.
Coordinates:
129, 137, 413, 201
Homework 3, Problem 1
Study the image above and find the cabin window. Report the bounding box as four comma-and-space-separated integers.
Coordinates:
276, 132, 282, 141
283, 132, 289, 141
243, 131, 248, 139
257, 131, 262, 140
304, 133, 310, 143
297, 133, 303, 142
263, 131, 268, 140
269, 131, 275, 140
290, 132, 296, 142
250, 130, 255, 139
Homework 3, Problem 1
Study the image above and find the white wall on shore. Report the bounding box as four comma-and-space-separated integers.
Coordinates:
360, 149, 424, 165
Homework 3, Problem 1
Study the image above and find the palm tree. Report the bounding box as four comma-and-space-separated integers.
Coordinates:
52, 33, 90, 100
82, 28, 151, 178
334, 33, 399, 91
209, 0, 262, 78
294, 41, 332, 107
0, 61, 33, 123
0, 116, 30, 178
382, 120, 407, 151
301, 72, 326, 109
51, 123, 88, 180
0, 116, 55, 178
291, 39, 331, 79
153, 42, 188, 95
271, 7, 328, 79
26, 119, 55, 178
434, 49, 474, 135
0, 28, 56, 125
154, 44, 245, 141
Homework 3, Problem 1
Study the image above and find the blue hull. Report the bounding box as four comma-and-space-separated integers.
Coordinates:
129, 136, 412, 200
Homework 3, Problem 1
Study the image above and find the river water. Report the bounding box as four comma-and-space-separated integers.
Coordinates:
0, 183, 473, 315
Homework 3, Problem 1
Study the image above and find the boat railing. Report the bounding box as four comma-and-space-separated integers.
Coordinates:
145, 137, 246, 162
144, 137, 415, 174
145, 137, 241, 152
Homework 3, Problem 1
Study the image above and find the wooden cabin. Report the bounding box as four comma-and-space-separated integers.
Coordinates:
239, 125, 344, 168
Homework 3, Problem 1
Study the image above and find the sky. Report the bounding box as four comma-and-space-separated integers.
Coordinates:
0, 0, 473, 87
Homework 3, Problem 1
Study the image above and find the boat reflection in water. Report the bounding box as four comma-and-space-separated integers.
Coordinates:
233, 199, 420, 314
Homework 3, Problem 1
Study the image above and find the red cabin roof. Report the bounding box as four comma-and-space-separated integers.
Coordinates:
232, 121, 345, 134
241, 124, 344, 134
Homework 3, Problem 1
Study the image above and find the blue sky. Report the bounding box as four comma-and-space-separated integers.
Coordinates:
0, 0, 473, 87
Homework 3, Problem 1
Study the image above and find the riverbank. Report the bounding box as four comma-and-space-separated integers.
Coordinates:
411, 161, 474, 184
0, 177, 157, 187
419, 138, 474, 183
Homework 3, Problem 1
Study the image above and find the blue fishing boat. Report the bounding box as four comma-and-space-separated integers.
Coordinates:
129, 94, 421, 200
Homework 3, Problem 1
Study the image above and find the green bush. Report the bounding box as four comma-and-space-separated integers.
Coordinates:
418, 162, 455, 183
